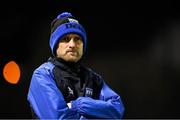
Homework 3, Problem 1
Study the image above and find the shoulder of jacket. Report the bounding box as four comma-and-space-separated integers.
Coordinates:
85, 67, 104, 85
34, 61, 55, 75
87, 68, 102, 78
30, 61, 58, 89
85, 67, 104, 89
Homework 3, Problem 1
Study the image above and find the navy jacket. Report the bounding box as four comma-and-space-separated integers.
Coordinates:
27, 58, 125, 119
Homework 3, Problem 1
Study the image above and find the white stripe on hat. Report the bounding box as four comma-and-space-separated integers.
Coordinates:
68, 18, 79, 23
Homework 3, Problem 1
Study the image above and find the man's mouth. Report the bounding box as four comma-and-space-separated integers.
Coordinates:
67, 51, 75, 53
67, 51, 77, 55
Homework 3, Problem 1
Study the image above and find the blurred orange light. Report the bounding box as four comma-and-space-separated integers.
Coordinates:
3, 61, 21, 84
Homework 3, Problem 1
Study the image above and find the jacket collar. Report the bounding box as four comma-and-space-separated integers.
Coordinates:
48, 57, 81, 73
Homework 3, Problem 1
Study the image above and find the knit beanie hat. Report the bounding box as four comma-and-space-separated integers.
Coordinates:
49, 12, 87, 56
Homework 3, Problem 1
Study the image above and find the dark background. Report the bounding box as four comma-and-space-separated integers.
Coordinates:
0, 0, 180, 118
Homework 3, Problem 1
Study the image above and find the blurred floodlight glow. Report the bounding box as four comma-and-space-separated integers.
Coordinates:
3, 61, 21, 84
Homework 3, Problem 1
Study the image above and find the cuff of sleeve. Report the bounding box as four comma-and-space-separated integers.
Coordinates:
71, 100, 79, 110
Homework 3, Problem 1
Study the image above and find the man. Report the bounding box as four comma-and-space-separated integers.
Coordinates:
27, 12, 125, 119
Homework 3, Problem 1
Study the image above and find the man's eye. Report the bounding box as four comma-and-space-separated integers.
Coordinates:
74, 37, 81, 42
61, 37, 70, 42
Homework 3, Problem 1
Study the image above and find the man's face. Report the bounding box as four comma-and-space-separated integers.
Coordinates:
56, 33, 83, 62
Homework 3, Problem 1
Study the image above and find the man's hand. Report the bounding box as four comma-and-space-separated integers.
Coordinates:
67, 102, 72, 109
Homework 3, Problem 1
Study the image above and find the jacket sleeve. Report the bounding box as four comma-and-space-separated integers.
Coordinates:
71, 81, 125, 119
27, 66, 80, 119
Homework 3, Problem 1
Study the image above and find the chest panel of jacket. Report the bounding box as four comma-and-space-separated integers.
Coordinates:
49, 58, 103, 103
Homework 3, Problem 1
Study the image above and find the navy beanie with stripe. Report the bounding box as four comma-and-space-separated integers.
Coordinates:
49, 12, 87, 56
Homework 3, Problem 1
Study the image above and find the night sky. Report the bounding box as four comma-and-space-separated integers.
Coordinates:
0, 0, 180, 118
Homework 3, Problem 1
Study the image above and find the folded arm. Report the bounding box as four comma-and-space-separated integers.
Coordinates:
71, 82, 125, 119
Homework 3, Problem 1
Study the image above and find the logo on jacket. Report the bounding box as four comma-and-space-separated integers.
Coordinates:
67, 86, 74, 95
85, 87, 93, 97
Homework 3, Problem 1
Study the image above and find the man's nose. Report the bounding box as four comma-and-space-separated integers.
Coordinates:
68, 39, 76, 47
